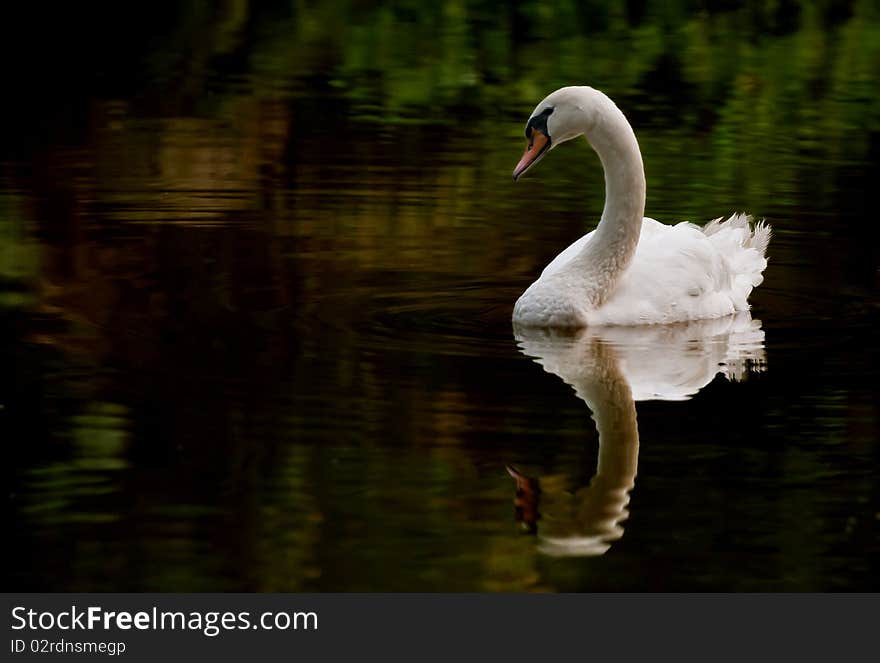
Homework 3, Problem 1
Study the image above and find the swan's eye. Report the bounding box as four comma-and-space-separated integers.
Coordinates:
525, 107, 554, 141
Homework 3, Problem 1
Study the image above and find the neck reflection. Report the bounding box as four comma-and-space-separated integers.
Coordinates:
511, 313, 766, 556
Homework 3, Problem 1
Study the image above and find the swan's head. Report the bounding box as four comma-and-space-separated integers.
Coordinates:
512, 86, 597, 181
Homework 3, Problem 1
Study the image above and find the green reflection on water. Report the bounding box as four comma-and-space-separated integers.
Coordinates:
2, 0, 879, 591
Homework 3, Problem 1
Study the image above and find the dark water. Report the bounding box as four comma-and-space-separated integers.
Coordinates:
3, 1, 879, 591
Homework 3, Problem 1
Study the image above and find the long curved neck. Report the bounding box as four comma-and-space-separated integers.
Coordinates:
571, 89, 646, 305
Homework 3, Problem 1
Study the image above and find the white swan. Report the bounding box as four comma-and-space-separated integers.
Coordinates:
512, 86, 770, 327
511, 313, 766, 557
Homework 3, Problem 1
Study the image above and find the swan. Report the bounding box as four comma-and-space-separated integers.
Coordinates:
510, 313, 766, 556
512, 86, 770, 327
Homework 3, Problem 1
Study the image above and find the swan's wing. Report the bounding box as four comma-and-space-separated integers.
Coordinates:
592, 217, 767, 325
540, 229, 596, 278
542, 218, 685, 281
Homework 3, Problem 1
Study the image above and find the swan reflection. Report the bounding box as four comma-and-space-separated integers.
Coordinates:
511, 313, 766, 557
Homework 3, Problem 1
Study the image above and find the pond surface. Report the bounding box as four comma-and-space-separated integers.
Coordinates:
2, 1, 878, 591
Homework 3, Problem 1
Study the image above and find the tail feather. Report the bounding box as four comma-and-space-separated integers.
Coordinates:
747, 220, 771, 257
703, 213, 771, 258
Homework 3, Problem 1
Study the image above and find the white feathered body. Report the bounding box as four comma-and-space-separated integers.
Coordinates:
513, 213, 770, 327
511, 86, 770, 328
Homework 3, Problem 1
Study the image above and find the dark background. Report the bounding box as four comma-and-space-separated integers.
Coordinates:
2, 0, 878, 590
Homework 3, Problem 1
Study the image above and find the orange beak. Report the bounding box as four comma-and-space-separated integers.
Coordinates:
513, 131, 550, 181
